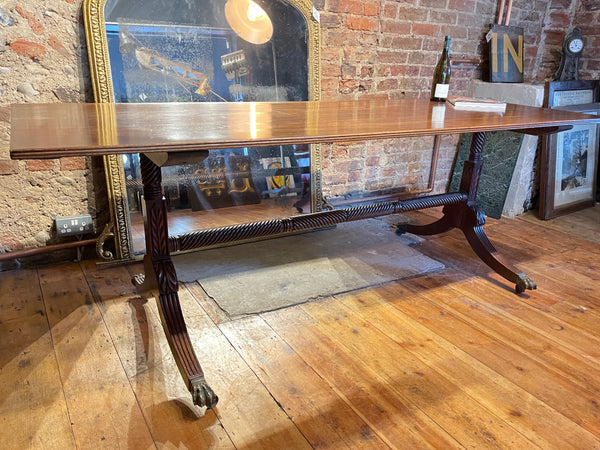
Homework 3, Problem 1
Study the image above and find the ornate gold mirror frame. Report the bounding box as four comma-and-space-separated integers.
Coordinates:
83, 0, 321, 261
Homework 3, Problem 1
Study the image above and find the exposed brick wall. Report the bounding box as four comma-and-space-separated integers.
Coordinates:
318, 0, 548, 200
574, 0, 600, 79
532, 0, 600, 80
0, 0, 104, 256
0, 0, 597, 257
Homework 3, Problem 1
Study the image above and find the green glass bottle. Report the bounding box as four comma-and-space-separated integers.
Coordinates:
430, 36, 452, 102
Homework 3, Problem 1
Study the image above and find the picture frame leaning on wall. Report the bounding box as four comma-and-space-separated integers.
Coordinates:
539, 80, 600, 219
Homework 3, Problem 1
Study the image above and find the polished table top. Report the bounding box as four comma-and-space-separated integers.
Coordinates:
10, 99, 600, 160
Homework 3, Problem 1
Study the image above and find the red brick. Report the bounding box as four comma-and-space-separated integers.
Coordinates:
420, 0, 445, 7
322, 62, 341, 77
582, 56, 600, 70
430, 11, 459, 24
15, 6, 44, 35
330, 0, 363, 14
447, 0, 476, 12
324, 172, 348, 184
10, 39, 46, 60
320, 78, 338, 98
376, 65, 392, 77
27, 160, 55, 171
341, 64, 356, 77
381, 167, 396, 178
321, 48, 340, 62
441, 25, 468, 40
412, 23, 440, 36
0, 232, 24, 251
378, 51, 407, 64
397, 6, 428, 22
390, 65, 419, 77
364, 2, 380, 16
333, 161, 354, 173
360, 66, 374, 77
358, 80, 372, 91
331, 145, 348, 158
548, 11, 572, 28
381, 20, 411, 35
60, 157, 86, 171
391, 36, 423, 51
48, 35, 71, 58
377, 78, 398, 91
408, 52, 432, 66
365, 156, 380, 167
339, 79, 356, 93
550, 0, 573, 8
543, 30, 567, 46
324, 31, 358, 47
319, 12, 341, 28
383, 4, 397, 18
348, 171, 362, 182
346, 16, 378, 32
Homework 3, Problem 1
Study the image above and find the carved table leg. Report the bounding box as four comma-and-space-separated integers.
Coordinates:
407, 132, 536, 293
132, 153, 218, 408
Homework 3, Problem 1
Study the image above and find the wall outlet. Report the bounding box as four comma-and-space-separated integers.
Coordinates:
55, 215, 93, 236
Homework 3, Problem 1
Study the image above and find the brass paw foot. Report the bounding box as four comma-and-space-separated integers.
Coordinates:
190, 376, 219, 409
515, 274, 537, 294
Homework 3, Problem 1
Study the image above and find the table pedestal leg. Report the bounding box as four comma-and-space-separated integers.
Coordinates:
133, 154, 218, 408
405, 132, 536, 294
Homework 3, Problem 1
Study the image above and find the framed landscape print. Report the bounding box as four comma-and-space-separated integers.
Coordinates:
540, 100, 600, 219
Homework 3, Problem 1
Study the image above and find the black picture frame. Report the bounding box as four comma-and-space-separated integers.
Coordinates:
546, 80, 599, 108
540, 87, 600, 219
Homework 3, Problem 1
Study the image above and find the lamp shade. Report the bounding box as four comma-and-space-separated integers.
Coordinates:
225, 0, 273, 45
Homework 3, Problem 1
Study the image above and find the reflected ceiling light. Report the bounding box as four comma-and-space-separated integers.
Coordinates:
225, 0, 273, 45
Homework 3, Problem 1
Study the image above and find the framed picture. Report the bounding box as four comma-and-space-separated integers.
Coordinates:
539, 101, 600, 219
547, 80, 599, 108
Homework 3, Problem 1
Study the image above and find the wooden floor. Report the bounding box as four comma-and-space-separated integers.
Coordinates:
1, 206, 599, 449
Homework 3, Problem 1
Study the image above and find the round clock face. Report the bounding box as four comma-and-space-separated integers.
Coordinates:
568, 38, 583, 54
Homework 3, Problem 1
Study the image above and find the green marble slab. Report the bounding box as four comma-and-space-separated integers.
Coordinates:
450, 131, 524, 219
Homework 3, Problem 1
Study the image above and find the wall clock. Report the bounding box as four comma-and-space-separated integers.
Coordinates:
554, 28, 584, 81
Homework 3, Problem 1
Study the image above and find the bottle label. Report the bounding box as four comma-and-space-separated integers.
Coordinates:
434, 84, 449, 99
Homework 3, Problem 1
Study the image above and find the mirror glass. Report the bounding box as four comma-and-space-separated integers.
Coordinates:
86, 0, 320, 258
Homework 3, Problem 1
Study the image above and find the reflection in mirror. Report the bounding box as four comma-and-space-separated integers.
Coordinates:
97, 0, 319, 255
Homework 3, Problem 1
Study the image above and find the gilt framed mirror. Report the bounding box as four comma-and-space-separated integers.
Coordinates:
83, 0, 321, 261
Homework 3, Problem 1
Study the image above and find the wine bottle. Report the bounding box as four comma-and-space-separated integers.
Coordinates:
430, 36, 452, 102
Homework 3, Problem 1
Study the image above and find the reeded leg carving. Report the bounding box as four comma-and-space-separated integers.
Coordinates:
407, 132, 536, 293
459, 206, 536, 293
137, 153, 219, 408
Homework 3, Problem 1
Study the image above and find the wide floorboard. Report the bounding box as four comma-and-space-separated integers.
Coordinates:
1, 207, 599, 449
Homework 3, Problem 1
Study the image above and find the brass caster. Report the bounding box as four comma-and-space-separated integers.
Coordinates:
190, 376, 219, 409
515, 274, 537, 294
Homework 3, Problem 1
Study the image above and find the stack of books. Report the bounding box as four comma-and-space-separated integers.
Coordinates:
447, 96, 507, 112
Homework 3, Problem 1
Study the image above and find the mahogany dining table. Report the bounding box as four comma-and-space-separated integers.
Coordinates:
10, 99, 600, 408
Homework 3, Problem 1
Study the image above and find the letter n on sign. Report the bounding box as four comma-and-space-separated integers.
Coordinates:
489, 24, 524, 83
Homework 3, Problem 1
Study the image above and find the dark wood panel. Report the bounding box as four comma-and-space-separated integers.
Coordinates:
10, 100, 600, 159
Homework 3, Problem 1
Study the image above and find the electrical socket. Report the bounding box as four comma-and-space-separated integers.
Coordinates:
55, 215, 93, 236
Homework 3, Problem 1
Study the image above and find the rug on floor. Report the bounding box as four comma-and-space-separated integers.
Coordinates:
172, 216, 445, 317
